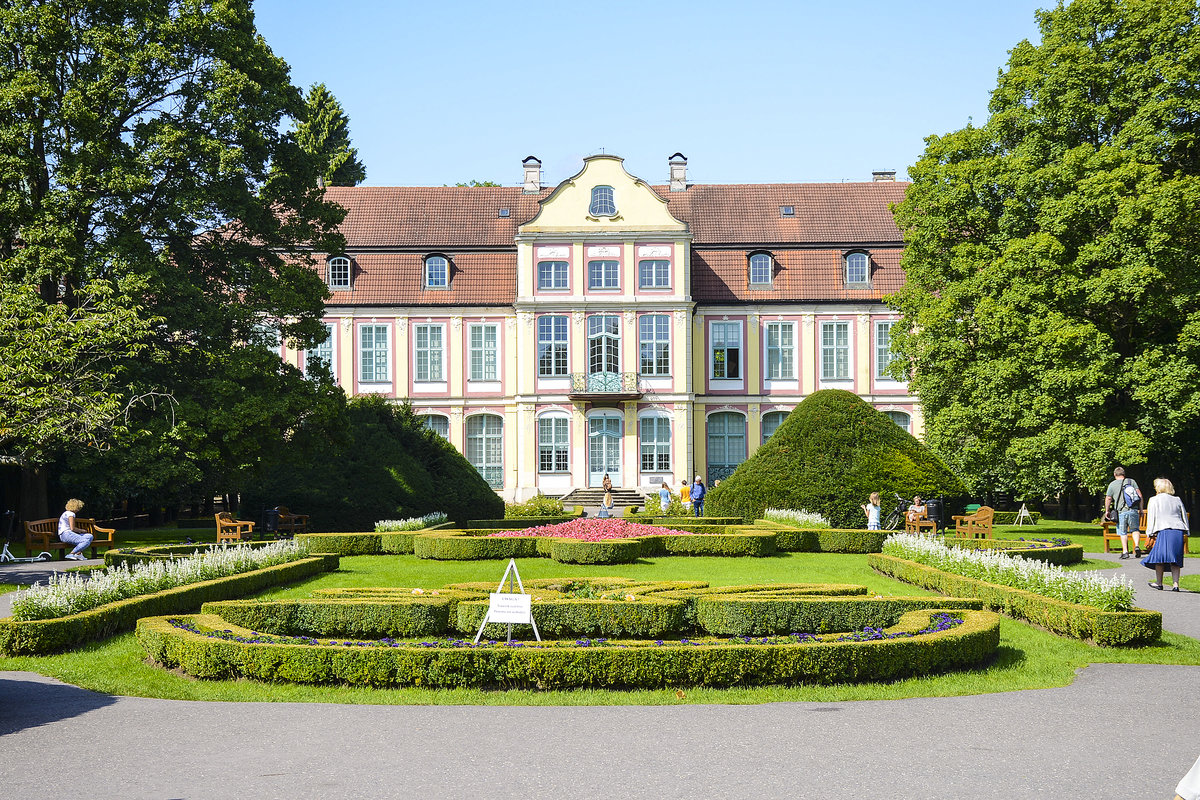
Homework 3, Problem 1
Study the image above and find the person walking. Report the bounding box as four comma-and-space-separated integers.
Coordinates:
862, 492, 882, 530
691, 476, 706, 517
680, 480, 692, 514
1142, 477, 1188, 591
57, 498, 94, 561
658, 482, 672, 514
1104, 466, 1144, 559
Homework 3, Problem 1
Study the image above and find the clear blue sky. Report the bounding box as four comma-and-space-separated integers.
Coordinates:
253, 0, 1047, 187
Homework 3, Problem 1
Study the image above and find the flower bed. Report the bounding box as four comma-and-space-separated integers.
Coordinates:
486, 518, 692, 541
762, 508, 831, 528
375, 512, 448, 532
947, 537, 1083, 566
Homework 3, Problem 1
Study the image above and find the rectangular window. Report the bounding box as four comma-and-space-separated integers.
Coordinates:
588, 260, 619, 289
414, 324, 444, 382
638, 315, 671, 376
711, 322, 741, 380
358, 324, 389, 383
425, 257, 448, 289
639, 417, 671, 473
469, 323, 498, 381
765, 322, 794, 380
538, 417, 570, 472
876, 321, 896, 379
638, 260, 669, 289
306, 323, 336, 382
537, 316, 568, 377
537, 260, 568, 290
821, 321, 850, 380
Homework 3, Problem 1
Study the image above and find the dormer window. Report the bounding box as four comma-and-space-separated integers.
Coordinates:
589, 185, 616, 217
749, 252, 773, 287
780, 205, 795, 217
845, 251, 870, 286
425, 255, 449, 289
327, 256, 351, 289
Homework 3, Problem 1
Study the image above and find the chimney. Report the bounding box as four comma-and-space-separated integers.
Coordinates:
872, 170, 897, 182
668, 152, 687, 191
522, 156, 542, 193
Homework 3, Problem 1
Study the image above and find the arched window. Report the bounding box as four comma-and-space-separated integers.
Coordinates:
845, 252, 870, 285
761, 411, 788, 443
425, 255, 449, 289
886, 411, 911, 432
589, 185, 616, 216
706, 411, 747, 485
466, 414, 504, 488
327, 256, 351, 289
749, 252, 773, 286
421, 414, 449, 439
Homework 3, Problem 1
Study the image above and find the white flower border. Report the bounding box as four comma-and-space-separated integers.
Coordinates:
763, 508, 832, 528
374, 512, 448, 532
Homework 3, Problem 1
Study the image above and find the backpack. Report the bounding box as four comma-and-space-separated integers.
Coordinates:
1121, 480, 1140, 510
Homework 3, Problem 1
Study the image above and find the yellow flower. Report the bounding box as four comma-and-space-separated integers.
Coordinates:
624, 594, 636, 601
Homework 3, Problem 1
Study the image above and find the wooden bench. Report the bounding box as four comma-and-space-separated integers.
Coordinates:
1102, 510, 1191, 554
275, 506, 308, 535
24, 517, 116, 560
215, 512, 255, 543
952, 506, 995, 539
905, 507, 937, 534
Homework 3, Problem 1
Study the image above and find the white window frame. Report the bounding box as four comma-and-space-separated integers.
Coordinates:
749, 253, 773, 286
537, 315, 569, 377
537, 415, 570, 473
886, 410, 911, 432
821, 321, 850, 380
876, 321, 897, 379
358, 324, 390, 383
466, 414, 504, 488
537, 260, 568, 290
845, 252, 870, 285
639, 415, 672, 473
425, 255, 449, 289
414, 323, 445, 382
328, 256, 351, 289
638, 259, 670, 289
638, 314, 670, 376
422, 414, 449, 438
711, 321, 741, 380
761, 410, 788, 443
765, 322, 794, 380
469, 323, 498, 382
305, 322, 336, 382
589, 185, 616, 217
588, 260, 619, 290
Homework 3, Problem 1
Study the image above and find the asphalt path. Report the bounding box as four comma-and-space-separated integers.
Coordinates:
1, 548, 1198, 799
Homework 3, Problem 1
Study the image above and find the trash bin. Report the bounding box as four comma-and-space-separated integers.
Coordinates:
925, 498, 945, 532
262, 508, 280, 537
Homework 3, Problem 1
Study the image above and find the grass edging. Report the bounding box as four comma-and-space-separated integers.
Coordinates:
868, 553, 1160, 646
0, 554, 340, 656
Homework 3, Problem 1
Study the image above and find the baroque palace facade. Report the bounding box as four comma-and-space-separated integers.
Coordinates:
278, 154, 917, 501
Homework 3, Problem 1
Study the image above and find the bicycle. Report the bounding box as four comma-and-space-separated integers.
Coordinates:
881, 493, 908, 531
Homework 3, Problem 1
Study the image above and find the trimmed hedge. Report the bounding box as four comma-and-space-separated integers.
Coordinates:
137, 607, 1000, 688
466, 515, 582, 529
992, 511, 1043, 525
948, 539, 1084, 566
203, 597, 463, 638
869, 554, 1161, 646
548, 538, 643, 565
0, 554, 340, 656
770, 528, 887, 554
103, 541, 281, 568
694, 594, 985, 636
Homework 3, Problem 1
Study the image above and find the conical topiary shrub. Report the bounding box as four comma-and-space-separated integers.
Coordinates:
705, 390, 964, 527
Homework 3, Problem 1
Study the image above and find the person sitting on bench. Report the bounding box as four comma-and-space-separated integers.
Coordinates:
58, 499, 94, 561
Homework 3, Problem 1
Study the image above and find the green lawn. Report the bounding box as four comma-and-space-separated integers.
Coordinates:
989, 520, 1200, 558
2, 550, 1199, 706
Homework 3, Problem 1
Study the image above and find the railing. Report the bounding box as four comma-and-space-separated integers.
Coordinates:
569, 372, 641, 395
706, 464, 740, 486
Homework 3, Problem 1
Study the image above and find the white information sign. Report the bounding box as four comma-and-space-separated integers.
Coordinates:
473, 558, 541, 644
1015, 503, 1034, 527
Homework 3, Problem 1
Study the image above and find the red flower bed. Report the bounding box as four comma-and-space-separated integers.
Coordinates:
487, 518, 693, 542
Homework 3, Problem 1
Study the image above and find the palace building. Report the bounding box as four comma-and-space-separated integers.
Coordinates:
278, 154, 916, 501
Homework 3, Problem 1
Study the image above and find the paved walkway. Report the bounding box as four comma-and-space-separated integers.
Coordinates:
1, 549, 1197, 799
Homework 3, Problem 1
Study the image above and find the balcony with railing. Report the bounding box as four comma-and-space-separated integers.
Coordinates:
568, 372, 643, 402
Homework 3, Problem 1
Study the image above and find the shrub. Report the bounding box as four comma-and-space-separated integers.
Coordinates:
704, 390, 965, 527
241, 396, 502, 530
644, 492, 689, 517
992, 511, 1043, 525
772, 528, 886, 553
505, 495, 566, 518
375, 512, 448, 532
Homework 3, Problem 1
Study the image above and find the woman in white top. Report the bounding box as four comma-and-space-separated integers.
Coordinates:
1142, 477, 1189, 591
57, 498, 94, 561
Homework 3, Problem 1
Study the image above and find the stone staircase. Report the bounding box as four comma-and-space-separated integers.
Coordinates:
560, 487, 647, 513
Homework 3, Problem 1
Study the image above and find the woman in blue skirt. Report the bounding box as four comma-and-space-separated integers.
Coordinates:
1142, 477, 1189, 591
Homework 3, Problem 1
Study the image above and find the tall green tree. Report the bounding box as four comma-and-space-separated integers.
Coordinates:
296, 83, 366, 187
890, 0, 1200, 497
0, 0, 346, 513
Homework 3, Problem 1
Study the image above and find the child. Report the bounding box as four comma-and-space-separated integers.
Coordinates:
861, 492, 881, 530
680, 480, 692, 513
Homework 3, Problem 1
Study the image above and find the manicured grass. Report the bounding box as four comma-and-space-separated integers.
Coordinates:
989, 521, 1199, 559
2, 551, 1198, 705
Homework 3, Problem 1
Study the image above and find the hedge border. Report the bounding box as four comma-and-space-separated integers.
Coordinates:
136, 607, 1000, 689
104, 540, 281, 568
947, 539, 1084, 566
868, 553, 1160, 646
0, 554, 340, 656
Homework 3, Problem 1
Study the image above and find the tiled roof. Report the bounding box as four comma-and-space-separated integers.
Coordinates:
324, 252, 516, 306
691, 248, 904, 303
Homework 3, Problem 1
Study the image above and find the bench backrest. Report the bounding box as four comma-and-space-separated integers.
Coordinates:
24, 518, 57, 536
972, 506, 994, 525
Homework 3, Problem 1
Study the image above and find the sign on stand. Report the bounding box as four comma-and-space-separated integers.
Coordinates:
473, 558, 541, 644
1015, 503, 1034, 526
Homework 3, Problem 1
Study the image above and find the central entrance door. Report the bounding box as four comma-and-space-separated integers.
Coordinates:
588, 414, 622, 487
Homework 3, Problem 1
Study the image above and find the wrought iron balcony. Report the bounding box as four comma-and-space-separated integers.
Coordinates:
568, 371, 643, 402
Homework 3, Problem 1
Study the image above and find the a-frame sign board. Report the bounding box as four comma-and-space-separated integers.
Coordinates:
473, 558, 542, 644
1015, 503, 1034, 527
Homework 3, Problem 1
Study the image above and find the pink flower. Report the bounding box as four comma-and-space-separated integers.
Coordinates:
486, 518, 693, 541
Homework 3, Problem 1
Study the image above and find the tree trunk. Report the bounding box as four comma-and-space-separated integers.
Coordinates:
19, 465, 49, 521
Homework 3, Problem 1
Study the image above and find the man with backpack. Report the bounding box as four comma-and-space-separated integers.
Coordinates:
1104, 466, 1144, 559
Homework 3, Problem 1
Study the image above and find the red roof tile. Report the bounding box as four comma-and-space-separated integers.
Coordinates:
691, 248, 904, 303
326, 252, 516, 306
